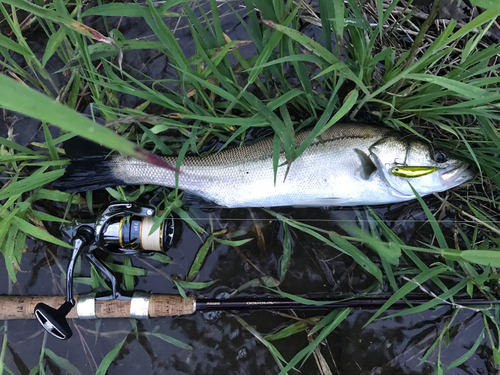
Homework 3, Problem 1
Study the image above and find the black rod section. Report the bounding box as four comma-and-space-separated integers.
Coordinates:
195, 297, 500, 312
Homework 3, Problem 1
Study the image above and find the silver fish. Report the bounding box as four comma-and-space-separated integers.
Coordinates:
57, 124, 474, 207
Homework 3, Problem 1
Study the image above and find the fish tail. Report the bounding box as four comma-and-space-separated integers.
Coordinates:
52, 137, 123, 193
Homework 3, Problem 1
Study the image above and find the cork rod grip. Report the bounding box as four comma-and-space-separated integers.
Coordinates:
0, 295, 195, 320
149, 294, 195, 317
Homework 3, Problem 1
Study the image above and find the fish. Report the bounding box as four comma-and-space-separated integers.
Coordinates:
52, 123, 474, 208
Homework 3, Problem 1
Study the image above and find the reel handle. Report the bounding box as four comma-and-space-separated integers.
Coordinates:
34, 227, 94, 340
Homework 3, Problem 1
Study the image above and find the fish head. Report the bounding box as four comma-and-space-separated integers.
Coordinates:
369, 136, 475, 199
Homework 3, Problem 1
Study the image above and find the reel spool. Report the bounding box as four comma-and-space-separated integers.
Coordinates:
34, 203, 174, 340
95, 203, 174, 255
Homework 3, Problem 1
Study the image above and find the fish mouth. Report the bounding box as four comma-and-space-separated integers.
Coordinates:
440, 162, 475, 186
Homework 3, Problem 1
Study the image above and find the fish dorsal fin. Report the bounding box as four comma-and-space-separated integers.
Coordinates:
354, 149, 377, 180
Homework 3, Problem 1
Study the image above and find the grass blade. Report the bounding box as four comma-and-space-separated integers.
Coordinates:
365, 264, 449, 326
0, 74, 176, 171
408, 183, 448, 249
278, 308, 351, 375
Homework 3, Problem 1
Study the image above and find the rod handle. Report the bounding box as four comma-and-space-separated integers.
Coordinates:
149, 294, 195, 317
0, 295, 195, 320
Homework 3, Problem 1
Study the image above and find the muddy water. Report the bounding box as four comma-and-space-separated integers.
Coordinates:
0, 1, 495, 374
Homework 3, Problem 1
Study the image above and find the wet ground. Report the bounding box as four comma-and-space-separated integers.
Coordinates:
1, 1, 498, 374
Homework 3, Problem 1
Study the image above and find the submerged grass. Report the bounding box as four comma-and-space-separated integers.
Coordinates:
1, 0, 500, 373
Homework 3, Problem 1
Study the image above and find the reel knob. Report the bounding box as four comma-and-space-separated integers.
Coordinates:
34, 301, 73, 340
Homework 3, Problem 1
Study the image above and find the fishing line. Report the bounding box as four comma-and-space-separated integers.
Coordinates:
127, 217, 496, 223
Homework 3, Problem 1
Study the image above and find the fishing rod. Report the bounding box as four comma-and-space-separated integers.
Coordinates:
8, 293, 500, 332
31, 202, 498, 341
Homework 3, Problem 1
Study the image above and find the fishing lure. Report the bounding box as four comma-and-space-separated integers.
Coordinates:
391, 165, 439, 178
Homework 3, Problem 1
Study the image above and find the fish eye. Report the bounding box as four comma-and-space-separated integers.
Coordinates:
434, 150, 447, 164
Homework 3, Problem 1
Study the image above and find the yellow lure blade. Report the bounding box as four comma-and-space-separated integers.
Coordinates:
391, 165, 439, 178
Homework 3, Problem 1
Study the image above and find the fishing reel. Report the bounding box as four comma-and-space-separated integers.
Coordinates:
34, 203, 174, 340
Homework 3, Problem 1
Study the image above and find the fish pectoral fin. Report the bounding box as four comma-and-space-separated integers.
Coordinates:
354, 149, 377, 180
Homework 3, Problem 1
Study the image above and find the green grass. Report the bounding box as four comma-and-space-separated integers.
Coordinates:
1, 0, 500, 373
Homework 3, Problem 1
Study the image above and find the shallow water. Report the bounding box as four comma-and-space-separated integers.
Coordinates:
0, 1, 496, 374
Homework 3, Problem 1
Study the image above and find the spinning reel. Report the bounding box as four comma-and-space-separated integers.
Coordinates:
34, 203, 174, 340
